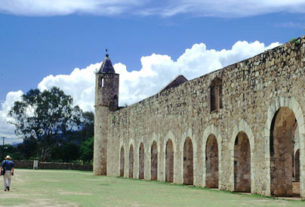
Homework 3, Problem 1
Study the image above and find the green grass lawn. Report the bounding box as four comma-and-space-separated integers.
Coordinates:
0, 169, 304, 207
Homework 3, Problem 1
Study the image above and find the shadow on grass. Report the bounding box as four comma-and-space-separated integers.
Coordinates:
115, 176, 305, 202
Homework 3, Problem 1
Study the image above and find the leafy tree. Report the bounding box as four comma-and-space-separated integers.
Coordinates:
0, 144, 16, 160
64, 111, 94, 144
80, 137, 93, 162
78, 111, 94, 141
50, 142, 80, 162
9, 87, 84, 161
16, 137, 38, 159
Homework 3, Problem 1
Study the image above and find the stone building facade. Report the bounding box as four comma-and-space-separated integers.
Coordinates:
94, 37, 305, 198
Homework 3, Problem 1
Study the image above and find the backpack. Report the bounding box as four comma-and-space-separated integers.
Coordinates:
1, 161, 6, 176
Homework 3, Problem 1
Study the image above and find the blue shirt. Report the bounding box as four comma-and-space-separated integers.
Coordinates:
1, 160, 14, 171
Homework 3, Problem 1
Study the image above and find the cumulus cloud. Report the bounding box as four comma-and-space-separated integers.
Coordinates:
1, 0, 305, 17
0, 40, 280, 142
0, 91, 23, 144
38, 40, 280, 107
38, 63, 99, 112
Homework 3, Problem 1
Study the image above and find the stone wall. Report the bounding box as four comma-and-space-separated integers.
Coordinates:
14, 160, 92, 171
99, 37, 305, 198
14, 160, 34, 169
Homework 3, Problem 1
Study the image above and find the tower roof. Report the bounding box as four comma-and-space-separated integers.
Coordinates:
98, 53, 115, 74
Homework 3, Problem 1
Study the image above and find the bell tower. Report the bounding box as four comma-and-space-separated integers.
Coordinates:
94, 52, 119, 175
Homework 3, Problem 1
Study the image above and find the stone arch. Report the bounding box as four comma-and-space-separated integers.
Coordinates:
165, 139, 174, 183
151, 141, 158, 180
129, 144, 134, 178
264, 97, 305, 197
180, 129, 197, 185
234, 131, 251, 192
139, 142, 144, 179
230, 120, 255, 192
205, 134, 219, 188
203, 125, 222, 188
270, 107, 298, 196
183, 137, 193, 185
120, 146, 124, 177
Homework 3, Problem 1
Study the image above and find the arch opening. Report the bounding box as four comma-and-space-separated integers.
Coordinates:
151, 141, 158, 180
183, 137, 193, 185
295, 149, 300, 182
165, 139, 174, 183
206, 134, 219, 188
270, 107, 299, 197
129, 145, 134, 178
139, 143, 144, 179
234, 132, 251, 192
120, 147, 124, 177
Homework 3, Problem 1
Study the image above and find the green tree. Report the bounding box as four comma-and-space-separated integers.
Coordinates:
9, 87, 84, 161
50, 142, 80, 162
64, 111, 94, 143
16, 137, 38, 159
80, 137, 93, 162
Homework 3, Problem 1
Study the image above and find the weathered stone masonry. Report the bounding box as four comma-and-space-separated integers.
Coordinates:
94, 37, 305, 198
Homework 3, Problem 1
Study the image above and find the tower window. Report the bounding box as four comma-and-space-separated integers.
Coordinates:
102, 78, 104, 88
210, 78, 222, 112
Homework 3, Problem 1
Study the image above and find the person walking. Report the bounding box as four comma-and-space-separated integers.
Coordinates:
1, 155, 14, 191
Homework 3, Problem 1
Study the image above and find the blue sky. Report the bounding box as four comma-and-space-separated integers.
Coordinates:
1, 11, 304, 102
0, 0, 305, 143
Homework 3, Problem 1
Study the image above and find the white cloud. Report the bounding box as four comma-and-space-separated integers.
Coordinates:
38, 63, 99, 112
0, 0, 145, 16
0, 40, 280, 142
0, 91, 23, 144
38, 40, 280, 107
1, 0, 305, 17
144, 0, 305, 17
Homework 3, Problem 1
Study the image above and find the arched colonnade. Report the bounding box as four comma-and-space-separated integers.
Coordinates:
118, 97, 304, 197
